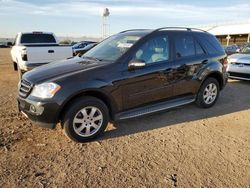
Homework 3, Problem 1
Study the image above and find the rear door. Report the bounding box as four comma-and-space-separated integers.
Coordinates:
121, 34, 174, 110
172, 33, 207, 96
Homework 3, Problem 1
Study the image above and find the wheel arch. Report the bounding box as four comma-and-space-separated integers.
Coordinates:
57, 90, 117, 125
203, 71, 224, 90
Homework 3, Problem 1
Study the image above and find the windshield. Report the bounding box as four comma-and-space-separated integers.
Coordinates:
82, 34, 142, 61
241, 43, 250, 54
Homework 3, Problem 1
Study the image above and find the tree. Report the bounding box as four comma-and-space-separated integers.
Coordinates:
59, 39, 72, 45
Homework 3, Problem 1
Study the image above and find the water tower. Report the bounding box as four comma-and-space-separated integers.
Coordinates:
101, 8, 110, 39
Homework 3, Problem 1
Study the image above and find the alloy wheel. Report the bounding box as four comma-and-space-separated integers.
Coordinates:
73, 106, 103, 137
203, 83, 218, 105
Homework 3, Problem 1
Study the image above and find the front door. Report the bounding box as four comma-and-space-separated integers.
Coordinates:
121, 34, 174, 110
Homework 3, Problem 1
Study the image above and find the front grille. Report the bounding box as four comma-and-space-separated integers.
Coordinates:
19, 79, 32, 98
228, 72, 250, 79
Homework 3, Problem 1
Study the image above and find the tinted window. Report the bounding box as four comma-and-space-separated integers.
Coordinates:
175, 35, 195, 58
197, 33, 224, 54
132, 35, 169, 64
195, 40, 205, 55
20, 34, 56, 44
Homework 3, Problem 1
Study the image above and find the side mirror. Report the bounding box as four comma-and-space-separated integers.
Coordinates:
128, 59, 146, 71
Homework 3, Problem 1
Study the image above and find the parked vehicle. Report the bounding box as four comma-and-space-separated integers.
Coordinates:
239, 43, 250, 53
17, 27, 228, 142
227, 43, 250, 80
72, 41, 96, 55
0, 42, 9, 48
224, 44, 240, 55
75, 42, 98, 56
10, 32, 74, 78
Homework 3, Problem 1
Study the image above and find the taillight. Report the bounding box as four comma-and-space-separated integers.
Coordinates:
223, 58, 228, 68
21, 48, 28, 61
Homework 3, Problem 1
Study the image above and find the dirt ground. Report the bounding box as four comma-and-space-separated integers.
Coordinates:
0, 48, 250, 188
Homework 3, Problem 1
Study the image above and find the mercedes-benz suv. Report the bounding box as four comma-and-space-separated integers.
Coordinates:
17, 27, 228, 142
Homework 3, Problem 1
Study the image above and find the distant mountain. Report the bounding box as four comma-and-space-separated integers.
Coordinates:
57, 36, 102, 43
0, 38, 15, 43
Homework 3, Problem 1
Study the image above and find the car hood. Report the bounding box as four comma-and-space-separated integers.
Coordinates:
23, 57, 111, 83
228, 53, 250, 64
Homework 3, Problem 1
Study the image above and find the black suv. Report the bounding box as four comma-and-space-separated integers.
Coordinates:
17, 27, 228, 142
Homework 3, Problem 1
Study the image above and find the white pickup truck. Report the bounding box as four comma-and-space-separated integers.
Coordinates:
10, 32, 73, 78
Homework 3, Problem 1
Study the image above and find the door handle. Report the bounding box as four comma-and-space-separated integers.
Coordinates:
162, 68, 173, 74
202, 59, 208, 64
158, 68, 173, 80
177, 64, 187, 71
48, 50, 54, 53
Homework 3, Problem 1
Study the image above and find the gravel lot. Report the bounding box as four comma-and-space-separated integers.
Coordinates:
0, 48, 250, 187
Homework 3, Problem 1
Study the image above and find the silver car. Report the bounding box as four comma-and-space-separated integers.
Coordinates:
227, 43, 250, 80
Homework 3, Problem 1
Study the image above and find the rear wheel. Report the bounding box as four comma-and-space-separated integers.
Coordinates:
62, 96, 109, 142
196, 77, 220, 108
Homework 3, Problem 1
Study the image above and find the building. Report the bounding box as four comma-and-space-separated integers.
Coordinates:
200, 22, 250, 46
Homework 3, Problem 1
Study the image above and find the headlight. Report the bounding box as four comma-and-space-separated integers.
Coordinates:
30, 82, 61, 99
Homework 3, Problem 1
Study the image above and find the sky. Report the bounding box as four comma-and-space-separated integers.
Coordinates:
0, 0, 250, 38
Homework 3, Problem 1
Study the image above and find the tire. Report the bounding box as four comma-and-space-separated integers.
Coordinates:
62, 96, 109, 142
196, 77, 220, 108
13, 62, 18, 71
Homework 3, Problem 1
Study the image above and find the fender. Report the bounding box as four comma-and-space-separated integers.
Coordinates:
196, 60, 222, 80
55, 79, 119, 122
196, 60, 224, 89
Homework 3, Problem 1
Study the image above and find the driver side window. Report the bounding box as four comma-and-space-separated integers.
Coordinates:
132, 35, 169, 64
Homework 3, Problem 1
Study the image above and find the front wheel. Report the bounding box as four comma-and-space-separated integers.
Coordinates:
196, 77, 220, 108
62, 96, 109, 142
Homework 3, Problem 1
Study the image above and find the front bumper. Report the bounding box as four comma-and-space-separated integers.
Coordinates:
17, 96, 60, 129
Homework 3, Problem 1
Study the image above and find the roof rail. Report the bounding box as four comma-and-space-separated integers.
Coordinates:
119, 27, 207, 35
119, 29, 151, 33
152, 27, 207, 33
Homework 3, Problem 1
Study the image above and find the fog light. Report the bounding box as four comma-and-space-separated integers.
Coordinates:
30, 105, 36, 113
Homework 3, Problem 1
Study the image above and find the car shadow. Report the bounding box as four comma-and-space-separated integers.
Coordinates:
98, 80, 250, 141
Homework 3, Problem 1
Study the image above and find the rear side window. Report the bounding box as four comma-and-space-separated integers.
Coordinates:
175, 35, 195, 58
196, 33, 224, 55
20, 34, 56, 44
